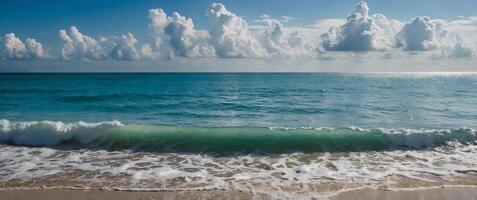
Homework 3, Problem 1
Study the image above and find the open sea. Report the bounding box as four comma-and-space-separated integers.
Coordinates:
1, 73, 477, 198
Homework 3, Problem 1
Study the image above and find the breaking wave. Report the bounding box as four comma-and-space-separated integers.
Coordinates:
0, 119, 476, 153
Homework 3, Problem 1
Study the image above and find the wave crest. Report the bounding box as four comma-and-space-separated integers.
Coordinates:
0, 119, 123, 146
0, 119, 476, 153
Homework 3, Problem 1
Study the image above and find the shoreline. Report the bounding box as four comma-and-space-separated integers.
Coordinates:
1, 185, 477, 200
1, 171, 476, 199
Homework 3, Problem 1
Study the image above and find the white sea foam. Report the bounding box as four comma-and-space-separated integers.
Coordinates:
269, 126, 477, 149
1, 118, 477, 198
1, 143, 476, 198
0, 119, 123, 146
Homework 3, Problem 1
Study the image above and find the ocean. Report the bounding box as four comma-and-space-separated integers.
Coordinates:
1, 73, 477, 198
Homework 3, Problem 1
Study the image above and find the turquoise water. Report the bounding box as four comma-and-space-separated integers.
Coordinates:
1, 73, 477, 152
92, 126, 476, 153
2, 73, 477, 128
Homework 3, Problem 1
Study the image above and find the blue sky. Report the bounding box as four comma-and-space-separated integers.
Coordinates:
1, 0, 477, 72
2, 0, 475, 42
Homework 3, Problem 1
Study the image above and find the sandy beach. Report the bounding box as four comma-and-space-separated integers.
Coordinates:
1, 187, 477, 200
1, 149, 476, 199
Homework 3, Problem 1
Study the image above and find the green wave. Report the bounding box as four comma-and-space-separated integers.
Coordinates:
1, 119, 475, 154
91, 125, 476, 154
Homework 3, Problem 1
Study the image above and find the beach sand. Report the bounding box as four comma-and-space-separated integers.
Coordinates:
330, 187, 477, 200
0, 189, 254, 200
1, 187, 477, 200
1, 175, 477, 199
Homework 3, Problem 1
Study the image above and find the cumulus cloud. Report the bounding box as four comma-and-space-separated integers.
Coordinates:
3, 33, 49, 59
25, 38, 48, 58
444, 41, 473, 58
148, 4, 316, 59
445, 16, 477, 38
260, 21, 290, 57
149, 8, 170, 49
431, 36, 474, 59
396, 16, 446, 51
147, 3, 318, 59
148, 9, 214, 58
165, 12, 215, 57
321, 1, 400, 51
3, 2, 476, 63
110, 33, 141, 60
4, 33, 26, 59
258, 20, 314, 58
317, 1, 473, 59
207, 3, 265, 58
59, 26, 105, 60
397, 16, 474, 58
448, 39, 474, 58
139, 44, 159, 59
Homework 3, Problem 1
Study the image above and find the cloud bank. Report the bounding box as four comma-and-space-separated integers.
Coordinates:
1, 1, 476, 63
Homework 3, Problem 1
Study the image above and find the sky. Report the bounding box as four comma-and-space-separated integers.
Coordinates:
1, 0, 476, 72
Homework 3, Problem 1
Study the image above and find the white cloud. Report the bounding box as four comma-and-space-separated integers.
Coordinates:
25, 38, 48, 59
321, 1, 400, 51
148, 9, 215, 58
110, 33, 141, 60
139, 43, 159, 59
4, 33, 26, 59
397, 16, 474, 58
59, 26, 105, 60
258, 20, 315, 58
396, 16, 445, 51
431, 36, 474, 59
3, 33, 49, 59
311, 19, 346, 35
3, 2, 477, 64
317, 2, 473, 60
448, 39, 474, 58
443, 41, 473, 58
442, 16, 477, 35
148, 8, 177, 59
207, 3, 265, 58
148, 4, 314, 59
254, 14, 296, 25
259, 21, 291, 57
148, 8, 171, 50
99, 37, 108, 43
164, 12, 215, 57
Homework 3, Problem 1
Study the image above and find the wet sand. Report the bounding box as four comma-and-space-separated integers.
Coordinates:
330, 187, 477, 200
0, 189, 255, 200
1, 187, 477, 200
1, 169, 476, 199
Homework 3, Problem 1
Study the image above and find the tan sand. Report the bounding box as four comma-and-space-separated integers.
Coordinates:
330, 187, 477, 200
0, 189, 256, 200
1, 187, 477, 200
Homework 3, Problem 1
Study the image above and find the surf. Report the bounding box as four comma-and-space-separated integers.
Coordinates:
1, 119, 476, 154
